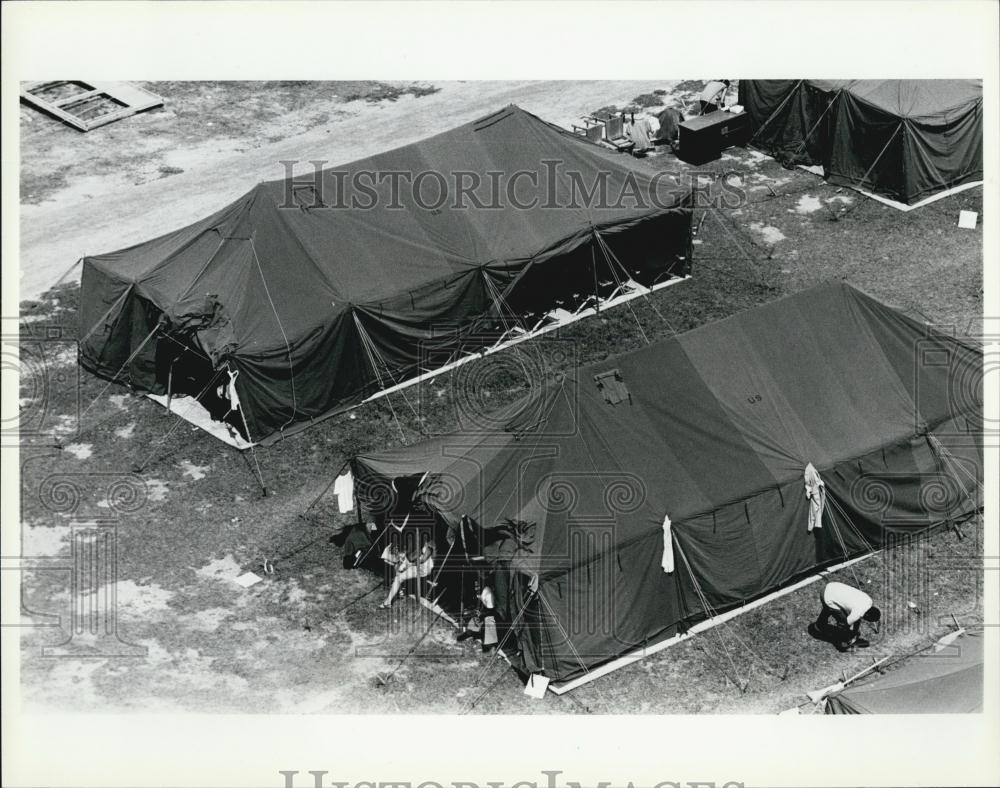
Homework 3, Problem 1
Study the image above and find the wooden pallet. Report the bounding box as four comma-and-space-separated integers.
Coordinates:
21, 81, 164, 131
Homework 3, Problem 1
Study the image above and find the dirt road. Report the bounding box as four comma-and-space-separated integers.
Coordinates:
19, 80, 675, 302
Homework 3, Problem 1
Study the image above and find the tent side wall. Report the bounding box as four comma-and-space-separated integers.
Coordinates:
240, 206, 692, 444
823, 92, 910, 203
899, 99, 983, 204
739, 80, 839, 168
511, 425, 981, 682
825, 631, 983, 713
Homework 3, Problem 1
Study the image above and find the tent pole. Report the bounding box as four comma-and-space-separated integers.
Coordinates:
48, 256, 84, 292
133, 366, 226, 474
165, 354, 177, 415
591, 241, 600, 315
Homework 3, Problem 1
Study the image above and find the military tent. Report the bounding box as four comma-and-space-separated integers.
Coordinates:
78, 105, 694, 445
826, 630, 983, 714
738, 80, 983, 205
352, 282, 982, 684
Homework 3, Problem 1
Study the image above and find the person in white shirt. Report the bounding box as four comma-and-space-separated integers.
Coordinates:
815, 581, 881, 651
378, 534, 435, 609
699, 80, 731, 114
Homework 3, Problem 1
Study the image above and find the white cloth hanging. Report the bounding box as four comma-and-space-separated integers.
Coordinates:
226, 367, 241, 413
804, 462, 826, 532
661, 514, 675, 574
333, 469, 354, 513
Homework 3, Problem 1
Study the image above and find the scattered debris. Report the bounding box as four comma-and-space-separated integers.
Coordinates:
21, 81, 164, 132
63, 443, 92, 459
234, 572, 263, 589
958, 210, 978, 229
178, 460, 210, 481
748, 222, 786, 244
793, 195, 823, 214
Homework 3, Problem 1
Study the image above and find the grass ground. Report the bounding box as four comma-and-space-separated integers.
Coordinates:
16, 81, 984, 714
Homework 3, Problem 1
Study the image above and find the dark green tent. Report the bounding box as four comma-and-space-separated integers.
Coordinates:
353, 283, 982, 683
78, 105, 694, 445
826, 631, 983, 714
738, 80, 983, 205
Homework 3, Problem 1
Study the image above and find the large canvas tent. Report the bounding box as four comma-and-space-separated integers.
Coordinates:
78, 105, 694, 445
352, 283, 982, 684
738, 80, 983, 205
826, 630, 983, 714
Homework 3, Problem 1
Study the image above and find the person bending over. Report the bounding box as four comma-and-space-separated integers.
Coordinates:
815, 581, 881, 651
699, 79, 731, 114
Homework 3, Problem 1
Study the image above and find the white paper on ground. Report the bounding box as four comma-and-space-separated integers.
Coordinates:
523, 674, 550, 698
958, 210, 978, 229
234, 571, 263, 588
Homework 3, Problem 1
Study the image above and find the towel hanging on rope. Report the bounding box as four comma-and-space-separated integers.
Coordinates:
661, 514, 675, 573
804, 462, 826, 532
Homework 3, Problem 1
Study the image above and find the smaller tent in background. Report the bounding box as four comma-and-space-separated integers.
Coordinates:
826, 630, 984, 714
738, 80, 983, 207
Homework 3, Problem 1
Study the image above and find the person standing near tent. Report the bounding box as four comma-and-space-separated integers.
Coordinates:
628, 113, 655, 155
457, 581, 500, 653
340, 521, 376, 570
814, 581, 881, 651
699, 79, 731, 114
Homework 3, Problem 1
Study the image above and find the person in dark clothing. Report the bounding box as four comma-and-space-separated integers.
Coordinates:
340, 522, 375, 569
654, 107, 684, 150
457, 582, 500, 653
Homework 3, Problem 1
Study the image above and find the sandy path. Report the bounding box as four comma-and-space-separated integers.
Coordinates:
19, 80, 674, 302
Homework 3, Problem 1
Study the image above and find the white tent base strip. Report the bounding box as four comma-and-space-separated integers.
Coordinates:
143, 274, 690, 448
547, 552, 873, 695
796, 164, 983, 212
146, 393, 256, 450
